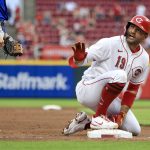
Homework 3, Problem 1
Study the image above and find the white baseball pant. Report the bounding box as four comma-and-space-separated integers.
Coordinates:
76, 70, 141, 135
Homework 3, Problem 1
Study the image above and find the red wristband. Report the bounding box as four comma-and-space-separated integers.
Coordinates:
121, 91, 136, 107
68, 56, 78, 68
121, 82, 140, 107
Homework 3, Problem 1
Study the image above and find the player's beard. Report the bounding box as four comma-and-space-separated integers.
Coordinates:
126, 32, 142, 48
126, 32, 140, 46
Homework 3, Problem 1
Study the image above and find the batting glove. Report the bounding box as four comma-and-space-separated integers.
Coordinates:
72, 42, 87, 61
110, 112, 126, 128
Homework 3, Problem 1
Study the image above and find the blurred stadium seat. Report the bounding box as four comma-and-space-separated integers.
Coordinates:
35, 0, 150, 43
5, 0, 150, 60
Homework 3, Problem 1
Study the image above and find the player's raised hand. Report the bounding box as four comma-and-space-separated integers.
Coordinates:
72, 42, 87, 61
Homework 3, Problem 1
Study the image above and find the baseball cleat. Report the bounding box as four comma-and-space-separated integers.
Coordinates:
63, 112, 91, 135
90, 115, 118, 129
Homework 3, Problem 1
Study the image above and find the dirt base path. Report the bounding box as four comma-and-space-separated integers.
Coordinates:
0, 108, 149, 141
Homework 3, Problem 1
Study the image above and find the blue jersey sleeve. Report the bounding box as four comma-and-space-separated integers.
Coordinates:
0, 0, 8, 21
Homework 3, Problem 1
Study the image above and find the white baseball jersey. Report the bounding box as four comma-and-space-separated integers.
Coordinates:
75, 35, 149, 135
80, 35, 149, 84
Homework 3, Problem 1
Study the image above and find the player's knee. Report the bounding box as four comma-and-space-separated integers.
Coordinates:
114, 70, 127, 83
132, 126, 141, 136
126, 124, 141, 136
122, 123, 141, 136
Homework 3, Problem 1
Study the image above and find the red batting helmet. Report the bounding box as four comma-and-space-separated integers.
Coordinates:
126, 15, 150, 34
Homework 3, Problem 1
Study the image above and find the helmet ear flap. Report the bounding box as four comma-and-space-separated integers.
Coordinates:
124, 22, 131, 36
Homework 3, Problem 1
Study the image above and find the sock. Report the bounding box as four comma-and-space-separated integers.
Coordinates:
94, 82, 125, 117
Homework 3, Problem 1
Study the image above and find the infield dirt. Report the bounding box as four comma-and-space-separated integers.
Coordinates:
0, 108, 149, 141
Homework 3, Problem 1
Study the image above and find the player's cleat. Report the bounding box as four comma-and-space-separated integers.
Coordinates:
90, 115, 118, 129
63, 112, 91, 135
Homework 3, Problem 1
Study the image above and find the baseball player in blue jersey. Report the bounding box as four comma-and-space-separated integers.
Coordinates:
0, 0, 8, 47
0, 0, 23, 56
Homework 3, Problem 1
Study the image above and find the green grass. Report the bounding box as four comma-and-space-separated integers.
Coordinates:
133, 109, 150, 125
0, 98, 149, 107
133, 100, 150, 108
0, 98, 150, 150
0, 141, 150, 150
0, 98, 80, 107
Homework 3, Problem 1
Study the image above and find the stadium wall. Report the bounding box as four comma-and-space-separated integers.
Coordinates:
0, 60, 75, 98
0, 60, 149, 99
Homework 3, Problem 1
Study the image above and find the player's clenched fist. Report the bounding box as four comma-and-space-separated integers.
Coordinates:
72, 42, 87, 61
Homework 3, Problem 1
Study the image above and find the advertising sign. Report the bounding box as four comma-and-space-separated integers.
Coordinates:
0, 65, 75, 98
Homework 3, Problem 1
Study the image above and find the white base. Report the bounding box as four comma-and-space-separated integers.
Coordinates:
87, 129, 133, 138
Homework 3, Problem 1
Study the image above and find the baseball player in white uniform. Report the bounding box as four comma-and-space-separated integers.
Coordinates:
63, 15, 150, 136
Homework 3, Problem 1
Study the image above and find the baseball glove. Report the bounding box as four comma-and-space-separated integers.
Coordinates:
3, 36, 23, 56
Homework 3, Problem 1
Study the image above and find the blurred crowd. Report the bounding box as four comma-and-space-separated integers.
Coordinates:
6, 0, 150, 60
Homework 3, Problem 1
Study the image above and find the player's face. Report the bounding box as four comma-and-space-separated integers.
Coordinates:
126, 24, 148, 45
